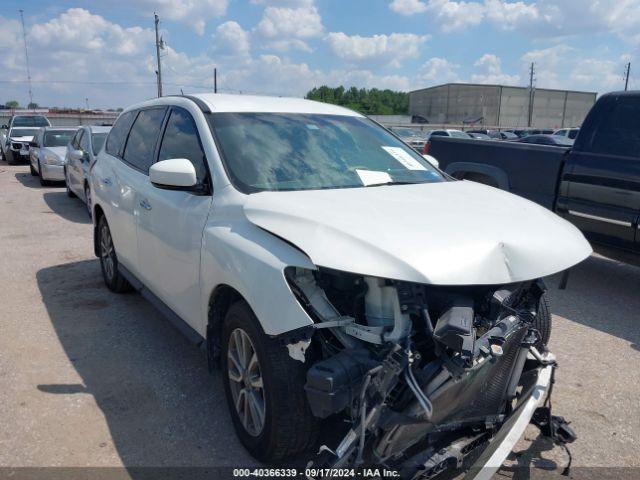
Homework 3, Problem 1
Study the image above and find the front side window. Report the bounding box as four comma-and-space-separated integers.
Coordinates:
159, 109, 208, 183
105, 111, 135, 157
208, 113, 443, 193
44, 130, 75, 148
92, 133, 108, 155
122, 108, 166, 173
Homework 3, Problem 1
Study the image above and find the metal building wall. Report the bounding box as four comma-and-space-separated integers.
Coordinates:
409, 83, 597, 129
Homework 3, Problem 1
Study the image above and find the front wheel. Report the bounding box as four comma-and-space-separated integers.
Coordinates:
65, 168, 76, 197
221, 301, 319, 462
84, 183, 92, 219
534, 293, 552, 349
30, 162, 37, 176
38, 161, 50, 186
97, 215, 132, 293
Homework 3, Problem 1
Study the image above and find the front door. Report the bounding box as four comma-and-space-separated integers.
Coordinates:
136, 107, 212, 331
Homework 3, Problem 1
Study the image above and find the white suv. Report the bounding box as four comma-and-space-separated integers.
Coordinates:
91, 94, 589, 473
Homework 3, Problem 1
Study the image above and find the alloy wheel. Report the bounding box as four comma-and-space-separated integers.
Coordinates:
227, 328, 266, 437
100, 223, 115, 281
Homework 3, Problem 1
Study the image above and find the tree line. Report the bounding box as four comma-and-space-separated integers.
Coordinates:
305, 86, 408, 115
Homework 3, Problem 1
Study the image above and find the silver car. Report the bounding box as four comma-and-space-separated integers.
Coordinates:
64, 125, 111, 215
29, 127, 78, 186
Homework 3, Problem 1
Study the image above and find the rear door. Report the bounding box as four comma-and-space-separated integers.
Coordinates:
561, 94, 640, 251
136, 106, 213, 330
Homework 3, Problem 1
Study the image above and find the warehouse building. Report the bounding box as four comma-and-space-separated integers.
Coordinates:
409, 83, 597, 129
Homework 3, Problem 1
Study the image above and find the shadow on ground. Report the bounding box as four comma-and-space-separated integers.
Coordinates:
42, 191, 91, 224
546, 254, 640, 350
36, 259, 256, 471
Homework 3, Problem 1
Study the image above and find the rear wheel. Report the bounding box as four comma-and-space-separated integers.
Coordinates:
221, 301, 319, 461
97, 215, 132, 293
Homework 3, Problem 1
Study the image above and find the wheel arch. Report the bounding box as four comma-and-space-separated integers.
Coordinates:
206, 284, 245, 370
93, 204, 105, 257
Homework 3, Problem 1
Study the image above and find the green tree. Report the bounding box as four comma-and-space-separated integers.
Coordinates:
5, 100, 19, 109
28, 102, 39, 109
305, 86, 408, 115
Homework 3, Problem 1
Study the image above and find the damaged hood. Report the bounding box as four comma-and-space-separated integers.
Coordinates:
243, 180, 591, 285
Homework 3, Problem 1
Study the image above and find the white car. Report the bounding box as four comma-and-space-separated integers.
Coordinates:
29, 127, 77, 186
64, 125, 110, 215
91, 94, 590, 475
553, 128, 579, 140
1, 115, 51, 164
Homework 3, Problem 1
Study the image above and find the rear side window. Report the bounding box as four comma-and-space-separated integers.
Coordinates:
158, 109, 208, 183
123, 108, 166, 173
590, 97, 640, 158
105, 111, 135, 157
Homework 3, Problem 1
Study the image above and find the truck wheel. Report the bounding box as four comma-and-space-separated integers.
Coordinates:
221, 300, 319, 461
534, 293, 552, 348
97, 215, 132, 293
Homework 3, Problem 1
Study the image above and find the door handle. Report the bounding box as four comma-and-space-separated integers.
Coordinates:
101, 177, 112, 185
139, 199, 152, 211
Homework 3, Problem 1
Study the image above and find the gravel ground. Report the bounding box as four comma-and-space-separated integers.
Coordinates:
0, 160, 638, 478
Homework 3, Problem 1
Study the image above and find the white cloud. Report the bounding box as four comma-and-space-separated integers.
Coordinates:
254, 3, 323, 51
325, 32, 429, 66
425, 0, 485, 32
130, 0, 229, 35
417, 57, 460, 84
389, 0, 428, 15
484, 0, 539, 30
212, 21, 251, 56
471, 53, 520, 84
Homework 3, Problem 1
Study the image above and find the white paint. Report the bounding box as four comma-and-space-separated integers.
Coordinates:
382, 146, 427, 170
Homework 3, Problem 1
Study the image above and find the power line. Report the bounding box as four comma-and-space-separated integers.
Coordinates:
19, 9, 33, 107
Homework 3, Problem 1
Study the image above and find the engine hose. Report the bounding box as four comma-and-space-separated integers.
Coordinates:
405, 367, 433, 419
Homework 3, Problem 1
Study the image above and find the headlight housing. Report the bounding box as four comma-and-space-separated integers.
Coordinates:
44, 153, 64, 165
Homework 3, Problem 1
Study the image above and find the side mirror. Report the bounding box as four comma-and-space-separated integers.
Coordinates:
150, 158, 197, 189
422, 154, 439, 169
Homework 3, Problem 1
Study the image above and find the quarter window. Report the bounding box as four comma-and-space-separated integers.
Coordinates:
158, 109, 208, 183
105, 111, 135, 157
123, 108, 166, 173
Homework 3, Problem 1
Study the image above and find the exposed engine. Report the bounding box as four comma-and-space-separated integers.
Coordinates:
285, 266, 561, 478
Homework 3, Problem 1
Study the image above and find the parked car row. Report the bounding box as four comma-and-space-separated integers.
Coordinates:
3, 96, 590, 478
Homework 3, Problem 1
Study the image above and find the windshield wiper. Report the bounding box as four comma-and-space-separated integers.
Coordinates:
363, 181, 418, 188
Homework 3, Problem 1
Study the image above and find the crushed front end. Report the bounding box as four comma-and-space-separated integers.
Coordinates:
284, 267, 574, 479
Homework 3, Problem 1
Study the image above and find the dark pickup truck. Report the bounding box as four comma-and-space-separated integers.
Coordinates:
430, 90, 640, 262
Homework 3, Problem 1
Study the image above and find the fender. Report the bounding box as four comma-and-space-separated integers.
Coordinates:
444, 162, 511, 191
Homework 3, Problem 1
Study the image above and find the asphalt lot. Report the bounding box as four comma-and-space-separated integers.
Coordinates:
0, 159, 639, 478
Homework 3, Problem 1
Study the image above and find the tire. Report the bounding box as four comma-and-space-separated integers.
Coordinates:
38, 161, 50, 186
65, 168, 76, 197
97, 215, 132, 293
534, 293, 552, 349
30, 162, 37, 176
84, 183, 92, 219
6, 151, 16, 165
221, 301, 319, 462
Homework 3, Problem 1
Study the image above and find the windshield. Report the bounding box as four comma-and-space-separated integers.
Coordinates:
10, 128, 39, 138
208, 113, 444, 193
44, 130, 74, 147
92, 132, 108, 155
13, 116, 49, 127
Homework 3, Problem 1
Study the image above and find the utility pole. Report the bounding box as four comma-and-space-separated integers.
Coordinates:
19, 9, 34, 108
154, 13, 163, 97
214, 67, 217, 93
624, 62, 631, 91
527, 62, 535, 127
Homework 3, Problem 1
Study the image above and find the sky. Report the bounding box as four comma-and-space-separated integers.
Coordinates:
0, 0, 638, 109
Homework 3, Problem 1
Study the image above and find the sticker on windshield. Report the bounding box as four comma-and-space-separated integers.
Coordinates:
382, 146, 427, 171
356, 169, 393, 186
